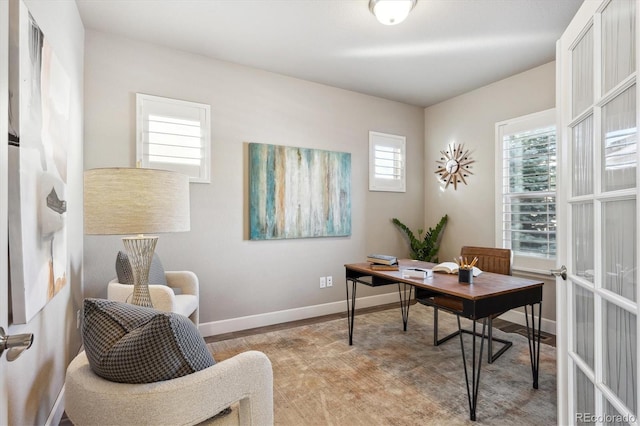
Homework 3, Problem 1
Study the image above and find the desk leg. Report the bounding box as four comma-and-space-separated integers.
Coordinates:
458, 316, 487, 422
524, 303, 542, 389
345, 279, 357, 346
397, 283, 413, 332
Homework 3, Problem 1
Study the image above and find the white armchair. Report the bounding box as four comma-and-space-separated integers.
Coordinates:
108, 270, 199, 325
65, 350, 274, 426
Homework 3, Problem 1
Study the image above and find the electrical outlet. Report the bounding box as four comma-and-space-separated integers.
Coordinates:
76, 310, 81, 329
320, 276, 326, 288
326, 276, 333, 287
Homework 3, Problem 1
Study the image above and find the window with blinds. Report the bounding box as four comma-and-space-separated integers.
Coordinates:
369, 131, 406, 192
136, 94, 211, 183
495, 109, 557, 266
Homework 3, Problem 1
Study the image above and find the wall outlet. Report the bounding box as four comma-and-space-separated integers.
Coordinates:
76, 309, 81, 329
326, 276, 333, 287
320, 276, 326, 288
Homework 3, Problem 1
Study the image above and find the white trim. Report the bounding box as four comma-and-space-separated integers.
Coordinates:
494, 108, 557, 271
498, 309, 557, 335
44, 385, 65, 426
136, 93, 211, 183
199, 292, 399, 337
198, 292, 557, 338
368, 131, 406, 192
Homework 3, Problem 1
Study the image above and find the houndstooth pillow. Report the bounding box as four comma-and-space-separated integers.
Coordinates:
82, 298, 215, 384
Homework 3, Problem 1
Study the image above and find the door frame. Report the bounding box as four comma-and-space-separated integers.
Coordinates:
556, 0, 640, 424
1, 0, 10, 422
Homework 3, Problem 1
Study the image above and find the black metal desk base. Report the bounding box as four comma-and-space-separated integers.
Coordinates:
458, 317, 487, 422
458, 303, 542, 421
345, 274, 543, 422
525, 303, 542, 389
345, 278, 412, 345
433, 308, 513, 364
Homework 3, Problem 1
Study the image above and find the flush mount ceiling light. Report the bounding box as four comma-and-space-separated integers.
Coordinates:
369, 0, 417, 26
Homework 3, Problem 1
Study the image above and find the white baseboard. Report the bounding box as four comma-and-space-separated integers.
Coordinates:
498, 310, 556, 335
199, 293, 557, 338
199, 292, 400, 337
44, 384, 65, 426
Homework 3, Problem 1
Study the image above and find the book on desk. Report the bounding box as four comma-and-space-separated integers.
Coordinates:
433, 261, 482, 277
366, 254, 398, 266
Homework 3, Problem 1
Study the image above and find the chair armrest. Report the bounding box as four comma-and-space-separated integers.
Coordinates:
107, 280, 177, 312
65, 350, 274, 426
165, 270, 199, 297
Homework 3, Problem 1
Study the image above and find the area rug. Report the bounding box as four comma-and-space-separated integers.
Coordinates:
209, 306, 557, 425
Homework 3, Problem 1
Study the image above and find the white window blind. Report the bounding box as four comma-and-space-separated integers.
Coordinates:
495, 109, 557, 268
369, 131, 406, 192
136, 94, 211, 183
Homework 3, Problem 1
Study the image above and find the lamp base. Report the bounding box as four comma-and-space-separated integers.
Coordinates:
122, 236, 158, 308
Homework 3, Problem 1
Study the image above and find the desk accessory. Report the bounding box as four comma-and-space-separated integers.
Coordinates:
402, 268, 433, 279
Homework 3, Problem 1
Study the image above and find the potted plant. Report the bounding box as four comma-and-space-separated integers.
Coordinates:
392, 215, 448, 262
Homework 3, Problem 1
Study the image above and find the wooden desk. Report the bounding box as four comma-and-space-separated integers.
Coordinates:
344, 259, 544, 421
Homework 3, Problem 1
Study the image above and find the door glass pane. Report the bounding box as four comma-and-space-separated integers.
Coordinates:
573, 202, 594, 282
575, 366, 595, 424
602, 199, 637, 301
604, 400, 635, 425
602, 0, 636, 94
573, 26, 594, 117
603, 301, 637, 415
602, 86, 637, 192
572, 115, 594, 196
574, 284, 594, 369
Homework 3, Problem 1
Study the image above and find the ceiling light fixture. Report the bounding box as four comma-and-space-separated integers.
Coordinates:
369, 0, 416, 26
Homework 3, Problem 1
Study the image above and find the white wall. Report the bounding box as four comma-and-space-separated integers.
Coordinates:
2, 1, 84, 424
83, 30, 425, 332
424, 61, 557, 323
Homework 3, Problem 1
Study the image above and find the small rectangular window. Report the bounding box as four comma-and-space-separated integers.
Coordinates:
136, 94, 211, 183
369, 131, 406, 192
496, 109, 557, 269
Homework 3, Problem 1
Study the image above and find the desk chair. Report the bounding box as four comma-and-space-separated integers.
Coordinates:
416, 246, 513, 363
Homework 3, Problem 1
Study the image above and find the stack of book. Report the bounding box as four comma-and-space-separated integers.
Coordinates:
366, 254, 399, 270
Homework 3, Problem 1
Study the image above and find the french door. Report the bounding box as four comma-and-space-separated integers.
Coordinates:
557, 0, 639, 424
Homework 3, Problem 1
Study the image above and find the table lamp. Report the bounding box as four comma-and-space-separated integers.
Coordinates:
84, 168, 190, 307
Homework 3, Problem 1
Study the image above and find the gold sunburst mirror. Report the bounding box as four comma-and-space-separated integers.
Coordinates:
435, 143, 475, 190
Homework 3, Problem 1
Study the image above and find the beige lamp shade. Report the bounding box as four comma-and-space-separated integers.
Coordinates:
84, 168, 190, 235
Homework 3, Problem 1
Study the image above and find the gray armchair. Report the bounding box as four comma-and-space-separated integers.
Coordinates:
108, 270, 199, 325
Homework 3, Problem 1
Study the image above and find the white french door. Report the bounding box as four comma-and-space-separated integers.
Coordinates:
557, 0, 639, 424
0, 0, 8, 423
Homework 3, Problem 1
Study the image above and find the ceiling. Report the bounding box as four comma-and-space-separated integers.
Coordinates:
75, 0, 584, 108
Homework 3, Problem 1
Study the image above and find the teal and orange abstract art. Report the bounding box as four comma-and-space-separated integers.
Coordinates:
249, 143, 351, 240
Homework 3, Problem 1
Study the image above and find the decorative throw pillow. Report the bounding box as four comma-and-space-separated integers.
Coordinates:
82, 298, 215, 384
115, 251, 168, 286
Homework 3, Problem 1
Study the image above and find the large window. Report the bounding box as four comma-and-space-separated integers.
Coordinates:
369, 131, 406, 192
136, 94, 211, 183
495, 109, 556, 271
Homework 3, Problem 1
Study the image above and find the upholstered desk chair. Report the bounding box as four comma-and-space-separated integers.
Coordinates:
108, 251, 199, 325
416, 246, 513, 363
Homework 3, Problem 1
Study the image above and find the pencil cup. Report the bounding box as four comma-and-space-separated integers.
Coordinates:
458, 268, 473, 284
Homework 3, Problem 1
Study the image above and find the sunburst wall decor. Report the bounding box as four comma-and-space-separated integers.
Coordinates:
435, 143, 475, 190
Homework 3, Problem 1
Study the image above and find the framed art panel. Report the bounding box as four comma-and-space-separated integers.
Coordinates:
249, 143, 351, 240
7, 1, 70, 323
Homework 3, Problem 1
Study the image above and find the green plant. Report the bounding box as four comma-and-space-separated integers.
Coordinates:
392, 215, 448, 262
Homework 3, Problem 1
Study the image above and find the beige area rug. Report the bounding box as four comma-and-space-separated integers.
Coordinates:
209, 306, 557, 426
